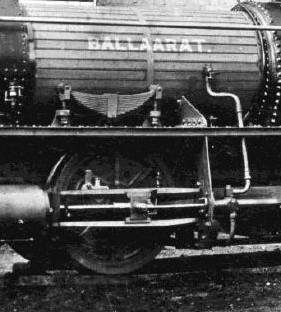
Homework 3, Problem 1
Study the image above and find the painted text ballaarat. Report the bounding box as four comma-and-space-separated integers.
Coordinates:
88, 36, 208, 53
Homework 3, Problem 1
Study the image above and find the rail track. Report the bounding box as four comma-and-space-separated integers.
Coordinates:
2, 242, 281, 288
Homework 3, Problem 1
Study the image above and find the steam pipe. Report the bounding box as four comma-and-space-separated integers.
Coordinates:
204, 67, 251, 194
205, 75, 243, 128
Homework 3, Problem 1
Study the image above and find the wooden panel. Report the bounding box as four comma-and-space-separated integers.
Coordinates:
35, 49, 258, 63
143, 16, 249, 24
154, 62, 259, 72
154, 71, 260, 81
36, 69, 258, 82
154, 53, 258, 63
35, 79, 148, 90
35, 50, 147, 60
25, 11, 138, 21
36, 59, 147, 70
155, 80, 259, 91
32, 24, 256, 38
34, 31, 258, 45
35, 40, 258, 55
36, 69, 146, 80
35, 78, 258, 91
151, 29, 256, 38
142, 11, 247, 18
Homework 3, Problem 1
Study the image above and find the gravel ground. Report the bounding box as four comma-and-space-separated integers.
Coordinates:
1, 244, 281, 311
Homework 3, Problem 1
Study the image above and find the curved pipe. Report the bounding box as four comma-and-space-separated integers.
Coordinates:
205, 73, 251, 194
205, 76, 243, 128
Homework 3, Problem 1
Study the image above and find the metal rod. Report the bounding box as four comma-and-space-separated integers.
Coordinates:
52, 218, 197, 228
60, 187, 200, 196
61, 197, 280, 211
61, 200, 207, 210
215, 198, 281, 207
0, 16, 281, 31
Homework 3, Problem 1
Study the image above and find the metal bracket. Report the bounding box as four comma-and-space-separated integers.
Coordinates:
105, 93, 119, 118
196, 136, 220, 247
149, 85, 162, 127
125, 191, 153, 224
51, 84, 72, 126
4, 81, 24, 125
178, 96, 207, 127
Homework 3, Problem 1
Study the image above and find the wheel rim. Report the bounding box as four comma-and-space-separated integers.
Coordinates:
54, 151, 173, 274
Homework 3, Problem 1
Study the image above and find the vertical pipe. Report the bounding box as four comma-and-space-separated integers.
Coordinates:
204, 68, 251, 194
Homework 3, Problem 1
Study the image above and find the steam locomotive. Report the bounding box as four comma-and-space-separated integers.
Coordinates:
1, 0, 281, 274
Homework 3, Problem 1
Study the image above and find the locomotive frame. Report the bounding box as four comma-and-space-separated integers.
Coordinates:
1, 0, 281, 274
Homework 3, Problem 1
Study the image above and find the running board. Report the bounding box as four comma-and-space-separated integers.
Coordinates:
52, 218, 197, 228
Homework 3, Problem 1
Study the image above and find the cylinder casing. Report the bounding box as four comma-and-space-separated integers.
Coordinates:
0, 185, 49, 223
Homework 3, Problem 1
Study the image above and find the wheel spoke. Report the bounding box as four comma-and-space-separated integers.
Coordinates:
127, 167, 153, 187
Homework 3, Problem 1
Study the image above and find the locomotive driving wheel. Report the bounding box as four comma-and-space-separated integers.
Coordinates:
54, 151, 173, 274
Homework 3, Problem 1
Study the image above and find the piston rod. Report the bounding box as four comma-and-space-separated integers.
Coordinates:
61, 200, 208, 211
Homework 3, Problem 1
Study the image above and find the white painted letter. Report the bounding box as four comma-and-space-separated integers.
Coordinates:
192, 38, 206, 53
127, 38, 139, 51
88, 37, 100, 50
153, 38, 165, 52
179, 39, 192, 52
165, 38, 177, 52
115, 37, 127, 51
140, 38, 151, 51
101, 36, 115, 50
